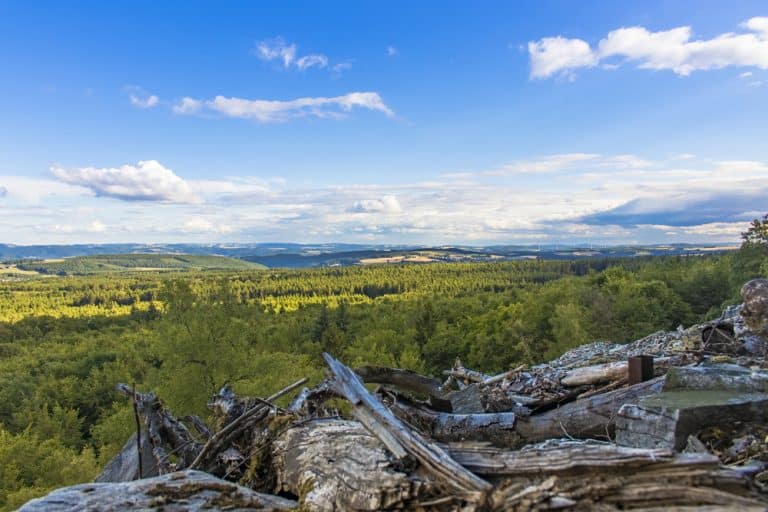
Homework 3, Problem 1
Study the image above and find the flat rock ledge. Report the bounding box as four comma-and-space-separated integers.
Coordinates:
18, 469, 297, 512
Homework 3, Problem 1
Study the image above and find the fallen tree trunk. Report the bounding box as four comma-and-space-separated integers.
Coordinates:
448, 440, 766, 511
272, 418, 432, 510
20, 470, 297, 512
559, 356, 678, 387
513, 376, 666, 444
386, 396, 521, 446
323, 352, 492, 502
355, 365, 443, 396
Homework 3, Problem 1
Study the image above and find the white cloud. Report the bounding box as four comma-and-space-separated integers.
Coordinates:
296, 54, 328, 70
529, 16, 768, 79
528, 37, 597, 79
489, 153, 600, 174
253, 37, 297, 67
173, 97, 202, 114
349, 195, 402, 213
86, 220, 106, 232
387, 46, 398, 57
178, 92, 394, 122
50, 160, 200, 203
253, 37, 342, 72
182, 218, 233, 234
740, 71, 754, 78
4, 153, 764, 245
128, 88, 160, 109
332, 61, 353, 72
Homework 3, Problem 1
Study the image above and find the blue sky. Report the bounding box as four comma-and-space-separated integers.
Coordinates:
0, 0, 766, 245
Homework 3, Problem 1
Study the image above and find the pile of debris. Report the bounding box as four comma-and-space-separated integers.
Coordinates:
22, 279, 768, 511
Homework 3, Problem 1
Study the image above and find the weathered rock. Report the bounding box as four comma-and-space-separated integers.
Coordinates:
742, 278, 768, 337
19, 470, 296, 511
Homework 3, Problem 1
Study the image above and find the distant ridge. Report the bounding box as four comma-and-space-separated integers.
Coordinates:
0, 243, 737, 269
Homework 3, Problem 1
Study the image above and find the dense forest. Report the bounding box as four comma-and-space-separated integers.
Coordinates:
13, 254, 265, 275
0, 228, 766, 509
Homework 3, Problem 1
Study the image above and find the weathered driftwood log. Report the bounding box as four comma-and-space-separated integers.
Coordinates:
385, 396, 521, 446
19, 470, 297, 512
664, 363, 768, 393
384, 375, 666, 448
448, 439, 677, 476
452, 439, 768, 511
615, 390, 768, 450
116, 384, 201, 473
189, 377, 307, 471
513, 376, 666, 445
355, 365, 443, 396
559, 356, 678, 387
323, 353, 492, 501
272, 418, 431, 511
95, 431, 159, 482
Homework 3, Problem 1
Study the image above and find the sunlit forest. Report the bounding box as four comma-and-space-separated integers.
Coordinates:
0, 238, 766, 510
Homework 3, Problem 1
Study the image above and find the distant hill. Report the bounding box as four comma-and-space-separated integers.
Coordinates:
16, 254, 265, 275
0, 242, 738, 270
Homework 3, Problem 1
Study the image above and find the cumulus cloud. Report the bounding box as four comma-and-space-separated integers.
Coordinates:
529, 16, 768, 79
175, 92, 394, 122
348, 195, 402, 213
528, 37, 597, 79
173, 97, 202, 114
50, 160, 200, 203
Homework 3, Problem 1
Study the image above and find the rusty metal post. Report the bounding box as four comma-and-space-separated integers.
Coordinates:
628, 355, 654, 385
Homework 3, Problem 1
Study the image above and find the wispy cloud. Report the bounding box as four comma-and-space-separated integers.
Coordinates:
126, 86, 160, 108
252, 37, 345, 72
50, 160, 200, 203
175, 92, 394, 122
529, 16, 768, 79
387, 46, 398, 57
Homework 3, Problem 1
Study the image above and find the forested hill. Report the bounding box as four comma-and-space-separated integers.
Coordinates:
0, 242, 738, 269
13, 254, 265, 275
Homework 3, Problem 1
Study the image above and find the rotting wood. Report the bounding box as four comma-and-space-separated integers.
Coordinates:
189, 377, 307, 470
355, 365, 444, 396
385, 396, 521, 446
514, 376, 666, 444
272, 419, 428, 511
20, 470, 297, 512
116, 383, 201, 472
323, 352, 492, 500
